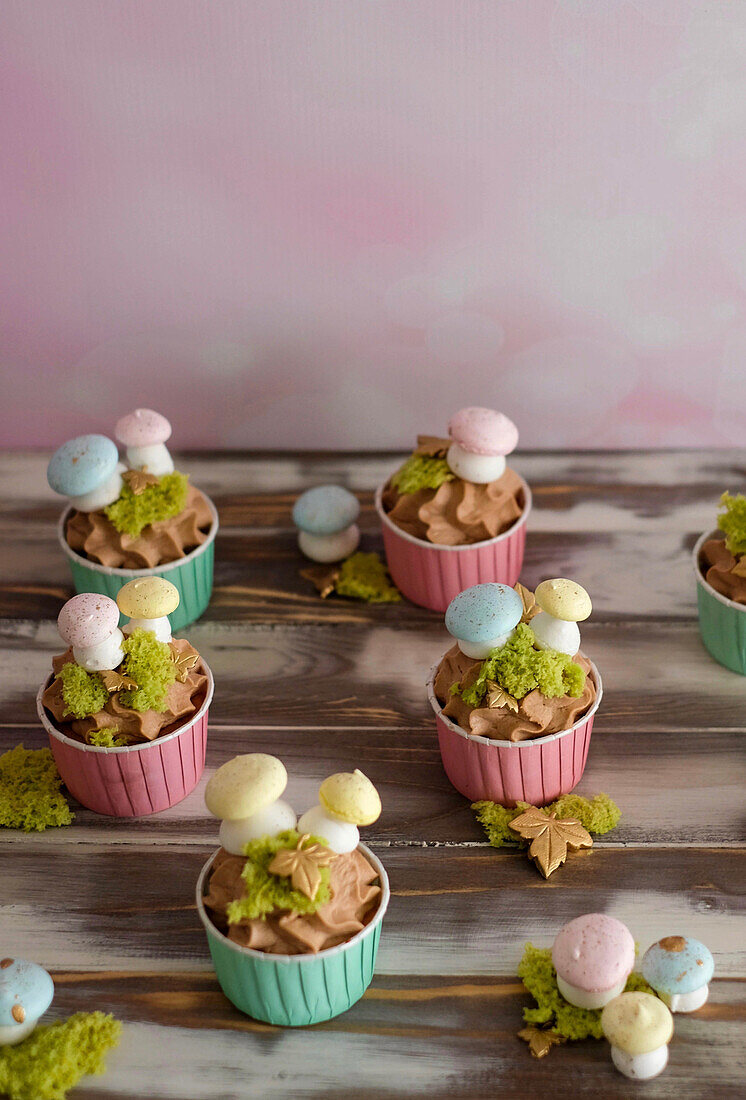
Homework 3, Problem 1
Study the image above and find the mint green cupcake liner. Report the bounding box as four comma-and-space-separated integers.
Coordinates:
196, 843, 389, 1027
57, 497, 218, 633
693, 529, 746, 675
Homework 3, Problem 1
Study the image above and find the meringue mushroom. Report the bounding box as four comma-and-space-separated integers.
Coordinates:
205, 754, 297, 855
446, 407, 519, 484
292, 485, 361, 563
531, 578, 592, 658
641, 935, 714, 1013
57, 593, 124, 672
0, 958, 54, 1046
602, 992, 674, 1080
47, 434, 125, 512
297, 769, 381, 854
115, 408, 174, 476
116, 576, 180, 643
444, 582, 524, 659
552, 913, 635, 1010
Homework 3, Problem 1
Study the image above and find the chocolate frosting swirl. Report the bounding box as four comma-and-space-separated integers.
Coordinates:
434, 644, 596, 743
42, 639, 208, 744
382, 467, 524, 545
203, 846, 381, 955
699, 536, 746, 604
65, 484, 213, 569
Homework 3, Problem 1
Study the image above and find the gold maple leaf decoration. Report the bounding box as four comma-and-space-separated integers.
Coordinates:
514, 582, 540, 623
300, 564, 341, 599
414, 435, 452, 458
98, 669, 138, 693
267, 834, 337, 900
518, 1026, 565, 1059
169, 643, 200, 683
730, 556, 746, 578
486, 681, 519, 713
509, 806, 593, 879
122, 469, 160, 496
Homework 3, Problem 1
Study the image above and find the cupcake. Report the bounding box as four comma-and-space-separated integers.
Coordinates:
428, 579, 602, 806
375, 407, 530, 611
36, 579, 213, 816
196, 755, 389, 1026
694, 492, 746, 674
47, 409, 218, 631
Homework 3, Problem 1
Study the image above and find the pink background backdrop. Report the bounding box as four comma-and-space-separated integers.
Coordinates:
3, 1, 746, 451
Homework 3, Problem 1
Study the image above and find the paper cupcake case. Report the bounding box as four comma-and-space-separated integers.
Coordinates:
428, 661, 602, 807
693, 529, 746, 676
36, 664, 214, 817
56, 496, 219, 633
375, 478, 531, 613
196, 844, 390, 1027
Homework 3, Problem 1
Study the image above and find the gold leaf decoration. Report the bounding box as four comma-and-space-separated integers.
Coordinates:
268, 834, 337, 900
122, 469, 160, 496
514, 582, 540, 623
509, 806, 593, 878
98, 669, 138, 693
486, 681, 519, 713
300, 564, 341, 598
518, 1026, 564, 1059
169, 643, 200, 683
731, 556, 746, 578
414, 435, 452, 458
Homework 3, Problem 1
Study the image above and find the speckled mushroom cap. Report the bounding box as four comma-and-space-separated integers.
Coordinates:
641, 936, 714, 996
205, 754, 287, 821
116, 577, 180, 619
552, 913, 635, 993
448, 407, 518, 456
601, 992, 673, 1055
0, 958, 54, 1028
445, 583, 524, 644
292, 485, 360, 536
319, 769, 382, 825
47, 435, 119, 497
57, 593, 120, 647
535, 579, 592, 622
115, 408, 172, 447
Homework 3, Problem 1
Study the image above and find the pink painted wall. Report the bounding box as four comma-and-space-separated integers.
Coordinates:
3, 1, 746, 450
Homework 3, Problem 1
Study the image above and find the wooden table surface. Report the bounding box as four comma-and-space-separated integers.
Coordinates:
1, 449, 744, 1099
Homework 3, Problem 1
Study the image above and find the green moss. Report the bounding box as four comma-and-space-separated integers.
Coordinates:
87, 728, 129, 748
391, 453, 455, 495
518, 944, 653, 1041
458, 623, 586, 707
717, 491, 746, 556
0, 745, 73, 832
335, 552, 402, 603
118, 629, 175, 713
55, 663, 108, 720
105, 470, 188, 538
0, 1011, 121, 1100
472, 793, 621, 848
227, 829, 333, 923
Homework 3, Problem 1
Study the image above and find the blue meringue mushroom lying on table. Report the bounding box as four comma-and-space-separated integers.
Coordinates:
641, 936, 714, 1013
0, 958, 54, 1046
293, 485, 361, 562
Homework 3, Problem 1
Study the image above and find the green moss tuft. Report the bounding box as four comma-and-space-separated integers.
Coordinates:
118, 629, 175, 713
0, 745, 73, 832
391, 453, 455, 495
459, 623, 586, 707
54, 663, 108, 721
105, 470, 188, 537
472, 793, 621, 848
0, 1011, 121, 1100
227, 829, 333, 923
335, 552, 402, 603
87, 729, 129, 748
518, 944, 653, 1041
717, 491, 746, 556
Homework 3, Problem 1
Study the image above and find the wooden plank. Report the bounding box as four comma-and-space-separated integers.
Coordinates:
34, 973, 746, 1100
2, 846, 743, 977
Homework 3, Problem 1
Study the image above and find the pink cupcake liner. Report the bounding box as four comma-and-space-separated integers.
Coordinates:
37, 663, 214, 817
375, 477, 531, 612
427, 660, 602, 807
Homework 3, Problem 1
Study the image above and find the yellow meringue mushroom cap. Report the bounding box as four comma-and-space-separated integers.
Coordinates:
319, 769, 382, 825
116, 576, 180, 619
205, 754, 287, 821
601, 993, 673, 1055
535, 578, 592, 622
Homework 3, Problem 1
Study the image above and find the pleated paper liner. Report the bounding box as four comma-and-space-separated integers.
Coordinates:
693, 529, 746, 676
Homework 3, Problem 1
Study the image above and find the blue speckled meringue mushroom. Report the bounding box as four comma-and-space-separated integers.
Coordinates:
47, 434, 125, 513
642, 936, 715, 1013
0, 957, 54, 1046
445, 583, 524, 659
292, 485, 361, 563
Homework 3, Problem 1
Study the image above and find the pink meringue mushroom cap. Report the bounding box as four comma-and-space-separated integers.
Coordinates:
448, 406, 518, 456
552, 914, 635, 993
115, 408, 172, 447
57, 593, 120, 647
